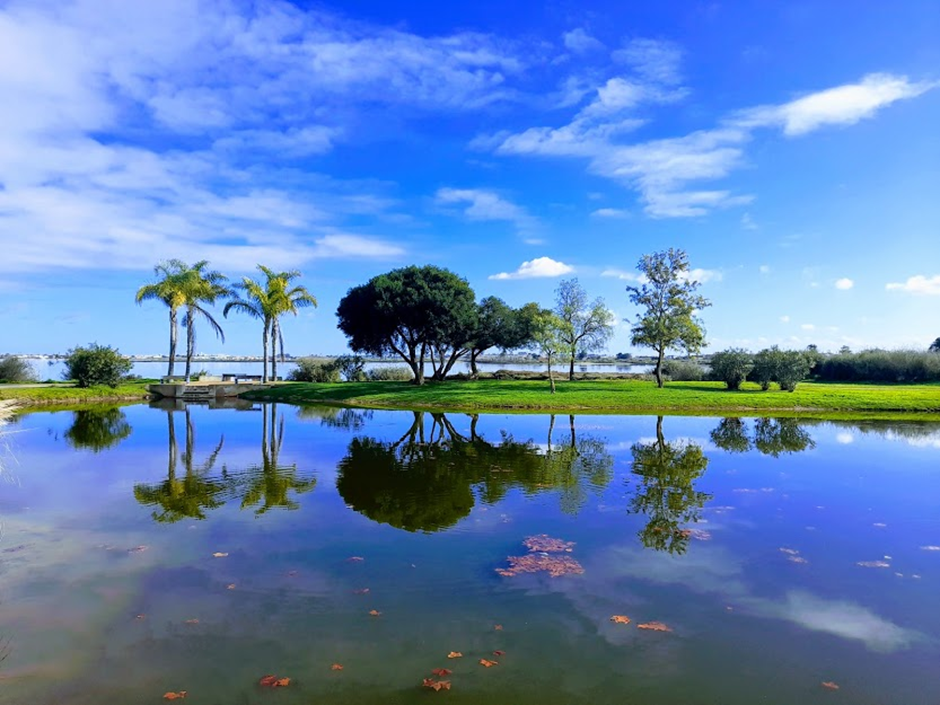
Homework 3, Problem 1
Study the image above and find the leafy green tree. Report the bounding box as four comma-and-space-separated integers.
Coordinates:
531, 310, 566, 393
554, 279, 615, 381
336, 265, 476, 385
135, 259, 191, 377
335, 355, 366, 381
178, 261, 230, 381
63, 343, 133, 387
628, 416, 711, 554
224, 266, 317, 382
0, 355, 36, 383
626, 249, 711, 388
467, 298, 539, 378
775, 350, 811, 391
710, 348, 754, 390
65, 407, 132, 452
929, 337, 940, 353
752, 346, 781, 390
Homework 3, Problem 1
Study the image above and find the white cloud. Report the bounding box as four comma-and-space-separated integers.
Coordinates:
590, 207, 630, 218
435, 187, 538, 232
801, 323, 815, 331
836, 432, 854, 444
489, 256, 574, 280
835, 277, 854, 290
886, 274, 940, 296
741, 212, 759, 230
682, 268, 722, 284
735, 74, 937, 136
760, 265, 771, 274
562, 28, 604, 54
601, 268, 641, 282
310, 234, 404, 258
780, 315, 790, 323
612, 38, 683, 85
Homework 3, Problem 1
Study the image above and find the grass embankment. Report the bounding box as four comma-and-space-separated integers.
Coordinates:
0, 381, 154, 407
241, 379, 940, 419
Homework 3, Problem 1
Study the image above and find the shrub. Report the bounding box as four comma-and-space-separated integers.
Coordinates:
815, 349, 940, 383
288, 357, 340, 383
0, 355, 37, 383
660, 359, 705, 381
775, 350, 810, 391
751, 347, 781, 390
63, 344, 133, 388
366, 365, 414, 381
709, 349, 753, 390
335, 355, 366, 382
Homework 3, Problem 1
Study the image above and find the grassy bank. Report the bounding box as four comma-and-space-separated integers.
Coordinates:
0, 381, 154, 407
240, 379, 940, 418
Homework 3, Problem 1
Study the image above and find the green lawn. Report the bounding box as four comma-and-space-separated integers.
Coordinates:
240, 378, 940, 419
0, 381, 154, 406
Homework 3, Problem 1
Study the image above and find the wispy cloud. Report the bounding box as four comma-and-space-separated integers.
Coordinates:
435, 188, 538, 233
886, 274, 940, 295
489, 256, 574, 280
563, 28, 604, 54
591, 207, 631, 218
835, 277, 854, 290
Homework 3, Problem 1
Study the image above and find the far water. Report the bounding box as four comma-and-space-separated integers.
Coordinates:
1, 404, 939, 704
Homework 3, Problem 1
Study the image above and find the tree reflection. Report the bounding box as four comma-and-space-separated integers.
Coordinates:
235, 402, 317, 515
336, 411, 613, 532
628, 416, 711, 555
710, 417, 816, 456
64, 406, 132, 452
133, 408, 228, 522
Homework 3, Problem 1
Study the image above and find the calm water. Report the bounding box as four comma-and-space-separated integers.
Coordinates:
30, 359, 652, 380
1, 404, 939, 704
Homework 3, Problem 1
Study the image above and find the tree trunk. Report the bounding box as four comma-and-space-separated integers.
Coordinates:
655, 347, 665, 388
184, 308, 195, 382
548, 353, 556, 394
166, 411, 177, 483
270, 320, 279, 382
261, 322, 269, 383
469, 413, 479, 440
167, 309, 178, 377
569, 414, 576, 447
470, 350, 480, 379
413, 343, 426, 385
568, 350, 575, 381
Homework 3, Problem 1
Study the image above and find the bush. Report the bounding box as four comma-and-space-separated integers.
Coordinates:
815, 349, 940, 383
63, 344, 133, 388
288, 357, 340, 383
366, 365, 414, 381
775, 350, 811, 391
751, 347, 781, 390
709, 349, 753, 390
660, 359, 704, 381
335, 355, 366, 382
0, 355, 36, 383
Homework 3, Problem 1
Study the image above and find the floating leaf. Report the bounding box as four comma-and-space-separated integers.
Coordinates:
212, 552, 228, 558
275, 678, 290, 687
496, 554, 584, 578
872, 523, 887, 528
184, 619, 200, 625
447, 651, 463, 659
494, 624, 503, 631
609, 615, 631, 625
347, 556, 365, 562
226, 584, 236, 590
259, 675, 291, 688
353, 588, 370, 595
788, 556, 809, 565
492, 650, 505, 656
368, 609, 381, 617
856, 560, 890, 568
331, 664, 344, 671
637, 621, 672, 632
162, 692, 187, 700
821, 681, 840, 690
479, 659, 498, 668
779, 548, 800, 556
678, 529, 712, 541
522, 534, 576, 553
286, 570, 298, 577
431, 668, 452, 677
127, 545, 149, 553
422, 678, 452, 691
135, 614, 147, 621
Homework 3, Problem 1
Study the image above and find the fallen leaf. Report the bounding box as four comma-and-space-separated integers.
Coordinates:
422, 678, 452, 691
162, 692, 187, 700
331, 664, 344, 671
479, 659, 498, 668
788, 556, 809, 564
609, 615, 631, 625
347, 556, 365, 562
522, 534, 576, 553
431, 667, 452, 677
353, 588, 370, 595
212, 552, 228, 558
821, 681, 840, 690
779, 548, 800, 556
226, 583, 236, 590
286, 570, 298, 577
872, 523, 887, 528
447, 651, 463, 659
492, 650, 505, 656
259, 675, 278, 687
135, 614, 147, 621
184, 619, 199, 625
637, 621, 672, 632
127, 545, 149, 553
493, 624, 503, 631
368, 609, 381, 617
496, 553, 585, 578
275, 678, 290, 687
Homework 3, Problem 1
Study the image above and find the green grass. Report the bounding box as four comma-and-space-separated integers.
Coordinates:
0, 380, 154, 407
240, 379, 940, 419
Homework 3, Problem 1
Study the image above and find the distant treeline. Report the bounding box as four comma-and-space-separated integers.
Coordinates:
813, 349, 940, 383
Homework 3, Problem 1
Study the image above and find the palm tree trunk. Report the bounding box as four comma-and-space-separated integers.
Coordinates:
185, 308, 195, 382
270, 319, 278, 381
168, 309, 178, 377
261, 321, 270, 383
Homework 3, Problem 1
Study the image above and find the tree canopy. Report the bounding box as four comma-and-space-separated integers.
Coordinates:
554, 279, 615, 381
626, 249, 711, 387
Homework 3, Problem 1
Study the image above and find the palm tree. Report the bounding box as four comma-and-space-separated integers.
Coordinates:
179, 261, 230, 381
135, 260, 190, 377
224, 266, 316, 382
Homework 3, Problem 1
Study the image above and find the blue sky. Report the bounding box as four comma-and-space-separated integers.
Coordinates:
1, 0, 938, 356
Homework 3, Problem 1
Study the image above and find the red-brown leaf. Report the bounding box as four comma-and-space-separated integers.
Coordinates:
431, 668, 452, 677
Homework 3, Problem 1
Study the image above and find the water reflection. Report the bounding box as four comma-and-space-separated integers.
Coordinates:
627, 416, 711, 554
336, 411, 613, 532
710, 417, 816, 456
64, 406, 132, 452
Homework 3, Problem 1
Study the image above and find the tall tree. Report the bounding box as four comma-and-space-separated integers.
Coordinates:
467, 299, 540, 378
135, 259, 190, 377
336, 265, 476, 385
554, 279, 615, 381
179, 261, 230, 381
224, 266, 317, 383
626, 249, 711, 388
532, 310, 566, 394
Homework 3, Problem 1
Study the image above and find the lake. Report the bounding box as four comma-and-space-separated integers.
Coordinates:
1, 403, 939, 704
